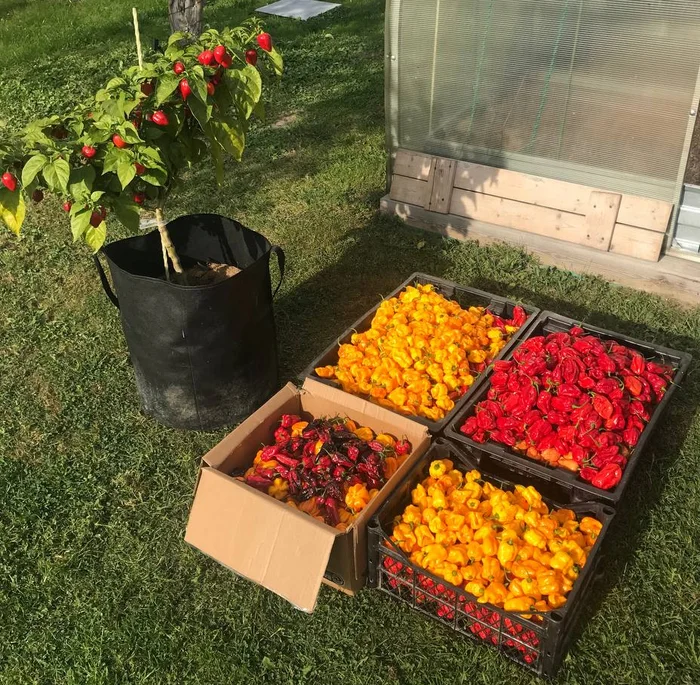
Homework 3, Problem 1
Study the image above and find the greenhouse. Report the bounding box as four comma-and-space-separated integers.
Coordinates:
382, 0, 700, 300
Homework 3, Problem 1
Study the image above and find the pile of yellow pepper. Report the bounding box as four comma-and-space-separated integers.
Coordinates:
315, 284, 524, 421
390, 458, 602, 614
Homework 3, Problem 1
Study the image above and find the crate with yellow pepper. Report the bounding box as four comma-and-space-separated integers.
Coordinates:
303, 273, 539, 433
367, 439, 614, 677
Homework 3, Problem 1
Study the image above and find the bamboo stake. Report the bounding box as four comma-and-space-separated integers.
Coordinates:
156, 208, 184, 274
132, 8, 144, 69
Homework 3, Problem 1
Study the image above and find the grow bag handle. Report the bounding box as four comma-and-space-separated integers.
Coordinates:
94, 255, 120, 309
270, 245, 285, 298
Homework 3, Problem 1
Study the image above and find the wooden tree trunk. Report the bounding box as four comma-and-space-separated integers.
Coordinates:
169, 0, 205, 36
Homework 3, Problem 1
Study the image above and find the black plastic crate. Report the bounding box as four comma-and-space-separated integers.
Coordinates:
444, 311, 692, 505
301, 273, 539, 433
367, 439, 614, 677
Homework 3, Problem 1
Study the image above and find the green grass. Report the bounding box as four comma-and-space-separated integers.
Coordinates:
1, 1, 700, 683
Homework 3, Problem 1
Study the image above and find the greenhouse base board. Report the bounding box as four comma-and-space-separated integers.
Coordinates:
380, 195, 700, 306
389, 150, 673, 262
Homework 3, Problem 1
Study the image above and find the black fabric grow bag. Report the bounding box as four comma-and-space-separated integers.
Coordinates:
95, 213, 284, 430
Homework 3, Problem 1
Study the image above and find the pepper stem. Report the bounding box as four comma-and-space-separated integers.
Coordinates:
155, 207, 183, 275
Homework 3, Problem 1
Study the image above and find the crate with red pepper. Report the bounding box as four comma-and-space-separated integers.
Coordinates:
367, 439, 614, 677
302, 273, 540, 434
445, 312, 692, 504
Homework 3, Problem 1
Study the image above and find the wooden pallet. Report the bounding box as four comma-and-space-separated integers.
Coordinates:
389, 150, 673, 262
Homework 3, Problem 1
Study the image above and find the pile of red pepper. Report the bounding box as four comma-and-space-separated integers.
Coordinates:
242, 414, 411, 526
460, 326, 676, 490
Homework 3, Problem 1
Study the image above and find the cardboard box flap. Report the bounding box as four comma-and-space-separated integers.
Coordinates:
301, 377, 430, 441
203, 383, 300, 469
185, 467, 337, 612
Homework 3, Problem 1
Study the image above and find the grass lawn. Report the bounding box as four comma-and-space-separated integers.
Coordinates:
1, 0, 699, 683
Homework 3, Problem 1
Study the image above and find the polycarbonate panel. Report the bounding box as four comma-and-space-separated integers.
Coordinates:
392, 0, 700, 200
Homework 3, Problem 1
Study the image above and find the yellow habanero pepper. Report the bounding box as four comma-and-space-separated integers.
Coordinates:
465, 580, 486, 598
563, 541, 587, 566
547, 593, 567, 609
402, 504, 423, 525
532, 549, 553, 566
537, 570, 563, 596
519, 576, 541, 601
503, 596, 536, 613
491, 502, 517, 524
411, 483, 429, 508
291, 421, 309, 437
466, 511, 485, 529
507, 578, 525, 598
447, 544, 470, 567
428, 514, 447, 535
441, 562, 463, 587
523, 528, 548, 550
481, 557, 505, 583
497, 539, 519, 567
553, 508, 576, 525
429, 459, 453, 479
466, 541, 484, 563
461, 562, 483, 582
435, 531, 457, 547
375, 433, 396, 448
457, 525, 474, 544
512, 560, 544, 580
422, 543, 448, 568
514, 544, 536, 562
392, 523, 417, 554
353, 426, 374, 441
268, 478, 289, 500
430, 489, 448, 510
345, 483, 371, 514
414, 525, 435, 548
444, 512, 466, 532
422, 506, 438, 524
550, 551, 574, 574
476, 531, 498, 558
579, 516, 602, 539
480, 582, 509, 606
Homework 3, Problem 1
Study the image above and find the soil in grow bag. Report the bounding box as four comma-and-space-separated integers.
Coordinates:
95, 213, 285, 430
303, 273, 539, 434
445, 312, 692, 504
367, 439, 614, 677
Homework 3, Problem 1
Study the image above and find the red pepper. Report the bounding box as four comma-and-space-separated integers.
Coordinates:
554, 438, 570, 455
507, 374, 522, 393
645, 361, 671, 376
578, 375, 595, 390
622, 426, 640, 447
527, 419, 553, 442
280, 413, 301, 429
558, 383, 582, 398
496, 416, 523, 431
591, 445, 620, 468
570, 325, 584, 336
589, 367, 606, 381
592, 394, 614, 420
521, 385, 538, 410
276, 452, 300, 467
559, 358, 579, 384
522, 409, 542, 426
502, 392, 523, 414
546, 410, 570, 426
510, 305, 528, 327
476, 409, 496, 431
536, 390, 552, 414
579, 467, 598, 483
571, 444, 586, 464
535, 434, 558, 452
472, 429, 487, 443
494, 360, 514, 373
591, 463, 622, 490
551, 396, 576, 413
460, 416, 478, 436
604, 413, 626, 431
491, 371, 509, 388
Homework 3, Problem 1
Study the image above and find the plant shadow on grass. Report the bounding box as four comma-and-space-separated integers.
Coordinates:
271, 227, 698, 674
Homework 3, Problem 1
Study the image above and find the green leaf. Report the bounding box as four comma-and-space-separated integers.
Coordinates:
90, 190, 105, 201
168, 31, 188, 46
105, 77, 126, 90
188, 96, 213, 127
120, 122, 142, 144
69, 165, 96, 202
102, 147, 124, 174
84, 222, 107, 252
189, 71, 208, 103
117, 159, 136, 190
140, 167, 168, 187
99, 93, 128, 120
42, 162, 59, 192
70, 208, 92, 242
228, 65, 262, 121
210, 120, 245, 161
112, 198, 141, 232
156, 74, 180, 106
140, 147, 165, 164
268, 46, 283, 77
0, 187, 25, 235
21, 154, 48, 187
53, 158, 70, 192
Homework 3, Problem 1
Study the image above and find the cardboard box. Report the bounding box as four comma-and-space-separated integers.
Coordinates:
185, 378, 430, 612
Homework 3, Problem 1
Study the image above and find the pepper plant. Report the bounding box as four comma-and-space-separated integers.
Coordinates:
0, 19, 282, 278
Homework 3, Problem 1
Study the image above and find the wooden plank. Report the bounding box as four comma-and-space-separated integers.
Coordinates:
449, 188, 605, 248
609, 223, 665, 262
617, 195, 673, 233
423, 158, 437, 210
584, 191, 622, 251
427, 157, 456, 214
379, 195, 700, 305
393, 150, 432, 181
453, 161, 595, 215
389, 175, 428, 206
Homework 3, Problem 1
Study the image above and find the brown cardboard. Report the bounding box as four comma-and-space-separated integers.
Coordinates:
185, 379, 430, 611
